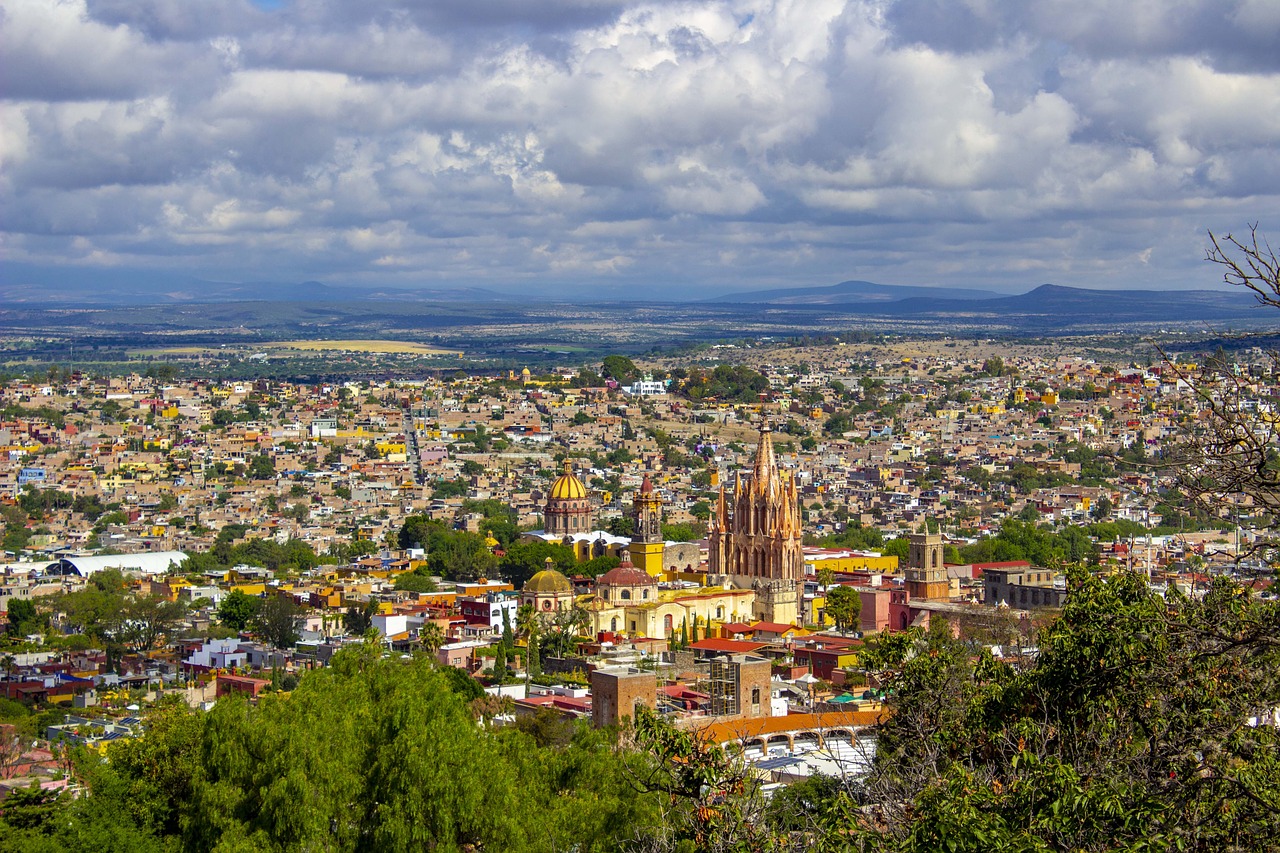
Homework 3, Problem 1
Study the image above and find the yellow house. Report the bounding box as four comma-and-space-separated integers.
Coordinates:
807, 551, 899, 574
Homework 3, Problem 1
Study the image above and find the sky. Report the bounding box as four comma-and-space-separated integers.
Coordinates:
2, 0, 1279, 300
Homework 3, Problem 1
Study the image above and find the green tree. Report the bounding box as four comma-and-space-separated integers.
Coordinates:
394, 570, 439, 593
247, 453, 276, 480
252, 594, 302, 650
5, 598, 40, 635
215, 590, 260, 632
600, 355, 639, 384
119, 595, 188, 652
343, 600, 378, 635
824, 584, 862, 635
499, 541, 576, 589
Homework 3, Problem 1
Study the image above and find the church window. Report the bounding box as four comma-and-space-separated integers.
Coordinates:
716, 606, 724, 619
751, 687, 761, 705
664, 614, 673, 633
610, 617, 618, 632
642, 589, 650, 600
621, 590, 631, 600
543, 600, 552, 611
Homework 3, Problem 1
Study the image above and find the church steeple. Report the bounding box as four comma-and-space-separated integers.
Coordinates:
752, 420, 776, 493
628, 472, 666, 577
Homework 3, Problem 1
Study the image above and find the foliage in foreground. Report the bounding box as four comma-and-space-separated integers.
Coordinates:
0, 646, 656, 853
3, 571, 1277, 853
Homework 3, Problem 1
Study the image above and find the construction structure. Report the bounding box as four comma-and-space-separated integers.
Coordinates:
707, 653, 773, 719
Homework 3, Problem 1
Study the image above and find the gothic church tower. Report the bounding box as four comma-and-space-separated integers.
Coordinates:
708, 422, 805, 624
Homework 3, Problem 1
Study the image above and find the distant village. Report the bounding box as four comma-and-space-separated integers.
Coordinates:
2, 340, 1274, 793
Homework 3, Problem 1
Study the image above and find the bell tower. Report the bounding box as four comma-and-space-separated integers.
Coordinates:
904, 530, 949, 601
628, 473, 666, 577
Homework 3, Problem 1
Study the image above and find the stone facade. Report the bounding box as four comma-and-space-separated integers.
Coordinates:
708, 423, 805, 625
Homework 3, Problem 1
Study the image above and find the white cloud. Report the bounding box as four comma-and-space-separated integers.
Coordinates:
1, 0, 1278, 295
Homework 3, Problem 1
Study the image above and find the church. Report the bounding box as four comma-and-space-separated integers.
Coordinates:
708, 421, 806, 626
523, 422, 811, 642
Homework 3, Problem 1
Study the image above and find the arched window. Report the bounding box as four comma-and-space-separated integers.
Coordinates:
642, 589, 650, 600
664, 614, 673, 633
620, 590, 631, 601
610, 617, 618, 632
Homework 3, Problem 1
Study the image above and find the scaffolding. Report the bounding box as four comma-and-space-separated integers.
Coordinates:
708, 656, 741, 717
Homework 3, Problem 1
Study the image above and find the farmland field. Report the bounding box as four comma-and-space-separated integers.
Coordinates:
264, 340, 462, 355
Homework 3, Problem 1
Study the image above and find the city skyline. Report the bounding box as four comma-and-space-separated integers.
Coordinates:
3, 0, 1278, 299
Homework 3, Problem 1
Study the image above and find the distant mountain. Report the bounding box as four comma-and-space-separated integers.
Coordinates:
0, 272, 512, 306
709, 279, 1005, 305
704, 280, 1261, 326
856, 284, 1259, 323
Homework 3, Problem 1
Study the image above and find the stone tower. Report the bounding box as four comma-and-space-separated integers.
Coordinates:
708, 422, 805, 625
904, 531, 949, 601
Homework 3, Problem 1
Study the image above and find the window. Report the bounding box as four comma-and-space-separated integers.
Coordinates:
543, 600, 552, 611
751, 687, 761, 705
621, 590, 631, 600
642, 589, 650, 600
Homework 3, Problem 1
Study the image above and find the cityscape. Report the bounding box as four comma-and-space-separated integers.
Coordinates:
2, 327, 1279, 850
4, 0, 1280, 850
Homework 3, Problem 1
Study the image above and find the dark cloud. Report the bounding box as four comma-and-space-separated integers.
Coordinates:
2, 0, 1278, 296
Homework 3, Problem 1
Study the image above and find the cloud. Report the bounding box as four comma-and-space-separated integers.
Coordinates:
2, 0, 1279, 297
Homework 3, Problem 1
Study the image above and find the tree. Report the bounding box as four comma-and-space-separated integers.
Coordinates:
343, 600, 378, 635
215, 590, 259, 632
882, 537, 909, 560
419, 621, 445, 654
860, 568, 1280, 852
5, 598, 40, 635
247, 453, 275, 480
252, 594, 302, 650
394, 570, 439, 593
498, 540, 575, 589
1168, 225, 1280, 542
491, 643, 508, 682
119, 595, 188, 652
600, 355, 639, 384
824, 584, 862, 635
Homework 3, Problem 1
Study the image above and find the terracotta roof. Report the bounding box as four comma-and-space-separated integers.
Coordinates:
689, 638, 769, 654
598, 562, 656, 587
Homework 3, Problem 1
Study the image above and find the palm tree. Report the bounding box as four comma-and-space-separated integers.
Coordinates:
419, 620, 445, 655
516, 603, 537, 641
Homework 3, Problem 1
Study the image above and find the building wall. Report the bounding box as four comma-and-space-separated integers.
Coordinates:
859, 588, 892, 634
590, 667, 656, 728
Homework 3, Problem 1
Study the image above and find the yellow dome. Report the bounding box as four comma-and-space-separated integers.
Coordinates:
549, 461, 587, 501
525, 568, 572, 594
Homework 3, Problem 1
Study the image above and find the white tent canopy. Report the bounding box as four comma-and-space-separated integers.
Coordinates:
47, 551, 188, 578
